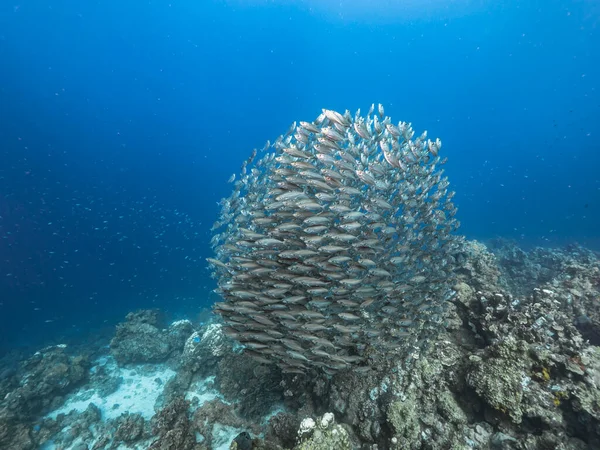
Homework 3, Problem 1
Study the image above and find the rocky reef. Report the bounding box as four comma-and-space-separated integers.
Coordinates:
109, 309, 194, 365
0, 345, 89, 449
0, 239, 599, 449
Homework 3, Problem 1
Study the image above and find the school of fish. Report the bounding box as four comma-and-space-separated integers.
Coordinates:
208, 104, 461, 375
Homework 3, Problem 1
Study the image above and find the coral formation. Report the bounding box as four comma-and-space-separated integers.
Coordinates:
0, 345, 89, 449
149, 396, 200, 450
295, 412, 352, 450
1, 201, 599, 449
110, 310, 172, 364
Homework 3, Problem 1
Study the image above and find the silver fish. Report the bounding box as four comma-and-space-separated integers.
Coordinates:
210, 105, 460, 374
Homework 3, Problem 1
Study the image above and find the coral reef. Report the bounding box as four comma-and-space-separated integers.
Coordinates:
110, 310, 172, 364
181, 323, 234, 375
216, 351, 283, 420
0, 345, 89, 449
149, 396, 201, 450
0, 240, 599, 450
114, 412, 146, 443
191, 398, 261, 449
294, 413, 353, 450
265, 412, 301, 448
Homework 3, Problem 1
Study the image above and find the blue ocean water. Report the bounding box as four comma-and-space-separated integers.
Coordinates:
0, 0, 598, 352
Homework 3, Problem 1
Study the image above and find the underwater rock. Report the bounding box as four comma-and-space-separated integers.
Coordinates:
569, 346, 600, 448
168, 319, 196, 354
71, 443, 88, 450
149, 396, 200, 450
0, 419, 35, 450
231, 431, 253, 450
126, 309, 165, 327
110, 310, 172, 364
181, 322, 234, 375
155, 322, 218, 406
32, 403, 103, 449
466, 338, 529, 423
491, 240, 600, 300
113, 412, 146, 443
455, 240, 506, 294
216, 352, 283, 421
436, 390, 469, 426
0, 343, 89, 450
191, 398, 259, 449
387, 398, 421, 448
293, 412, 352, 450
8, 345, 89, 419
89, 361, 122, 398
576, 315, 600, 347
489, 239, 563, 296
490, 431, 519, 449
265, 412, 302, 449
325, 369, 383, 443
159, 370, 194, 408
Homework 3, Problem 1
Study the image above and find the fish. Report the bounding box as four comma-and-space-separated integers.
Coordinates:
323, 109, 350, 127
303, 323, 330, 332
209, 105, 460, 374
338, 312, 361, 321
300, 121, 321, 134
321, 126, 345, 142
286, 350, 311, 362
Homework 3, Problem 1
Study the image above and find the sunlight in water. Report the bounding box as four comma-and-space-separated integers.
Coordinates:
223, 0, 490, 23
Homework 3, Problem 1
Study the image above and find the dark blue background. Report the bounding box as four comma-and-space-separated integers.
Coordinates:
0, 0, 598, 352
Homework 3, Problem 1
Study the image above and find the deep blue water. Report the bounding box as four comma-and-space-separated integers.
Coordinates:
0, 0, 598, 352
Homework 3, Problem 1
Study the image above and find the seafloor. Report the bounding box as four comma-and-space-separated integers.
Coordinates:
1, 239, 599, 450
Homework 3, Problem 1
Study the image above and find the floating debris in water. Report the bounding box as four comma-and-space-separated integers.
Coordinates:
209, 105, 461, 374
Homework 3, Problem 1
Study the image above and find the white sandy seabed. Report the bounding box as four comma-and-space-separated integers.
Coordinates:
39, 355, 253, 450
